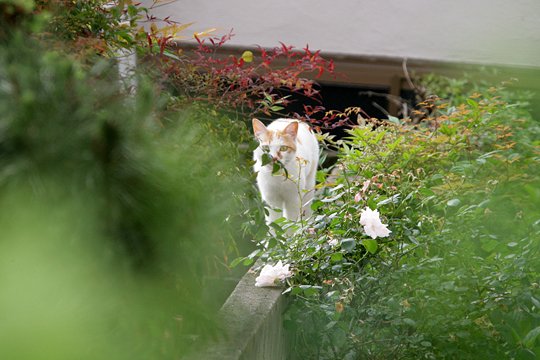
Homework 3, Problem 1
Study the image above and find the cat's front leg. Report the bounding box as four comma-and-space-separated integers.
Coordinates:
283, 198, 301, 222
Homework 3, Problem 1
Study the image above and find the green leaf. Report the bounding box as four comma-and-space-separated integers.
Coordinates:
291, 286, 302, 295
330, 252, 343, 262
163, 50, 182, 61
367, 195, 378, 209
315, 170, 327, 183
311, 199, 324, 211
430, 173, 444, 182
267, 237, 277, 249
261, 152, 272, 166
229, 257, 245, 268
362, 239, 378, 254
523, 326, 540, 348
299, 285, 321, 297
466, 98, 478, 108
341, 238, 356, 252
419, 187, 435, 196
371, 130, 386, 144
127, 4, 139, 17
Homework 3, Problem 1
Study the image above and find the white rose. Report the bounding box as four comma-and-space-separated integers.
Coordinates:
255, 261, 292, 287
360, 208, 391, 239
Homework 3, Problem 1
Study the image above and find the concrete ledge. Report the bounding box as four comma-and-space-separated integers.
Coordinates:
173, 42, 540, 91
188, 266, 288, 360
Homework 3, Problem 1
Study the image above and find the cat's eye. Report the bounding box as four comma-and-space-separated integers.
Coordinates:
261, 145, 270, 152
279, 145, 290, 152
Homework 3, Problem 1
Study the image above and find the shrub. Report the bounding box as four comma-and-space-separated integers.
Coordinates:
242, 77, 540, 359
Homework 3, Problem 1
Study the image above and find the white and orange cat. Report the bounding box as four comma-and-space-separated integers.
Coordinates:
252, 118, 319, 225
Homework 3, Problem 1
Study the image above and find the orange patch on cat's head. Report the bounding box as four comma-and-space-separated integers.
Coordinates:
274, 130, 296, 151
276, 121, 298, 150
252, 118, 298, 151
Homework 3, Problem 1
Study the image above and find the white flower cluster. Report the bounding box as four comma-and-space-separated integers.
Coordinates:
255, 261, 292, 287
253, 209, 391, 287
360, 208, 391, 239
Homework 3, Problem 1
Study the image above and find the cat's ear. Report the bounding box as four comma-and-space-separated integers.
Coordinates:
252, 118, 268, 139
283, 121, 299, 139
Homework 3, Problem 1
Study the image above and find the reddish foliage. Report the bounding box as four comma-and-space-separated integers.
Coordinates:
144, 28, 360, 129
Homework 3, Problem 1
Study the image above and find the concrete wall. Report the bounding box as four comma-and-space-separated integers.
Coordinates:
142, 0, 540, 68
186, 267, 288, 360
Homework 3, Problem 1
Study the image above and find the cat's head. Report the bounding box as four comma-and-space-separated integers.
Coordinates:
252, 118, 298, 166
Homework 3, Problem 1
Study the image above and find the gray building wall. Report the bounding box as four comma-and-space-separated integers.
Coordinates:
142, 0, 540, 68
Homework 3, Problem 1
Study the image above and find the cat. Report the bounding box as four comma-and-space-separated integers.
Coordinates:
252, 118, 319, 225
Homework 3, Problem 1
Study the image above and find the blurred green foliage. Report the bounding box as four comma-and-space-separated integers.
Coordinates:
0, 6, 255, 358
